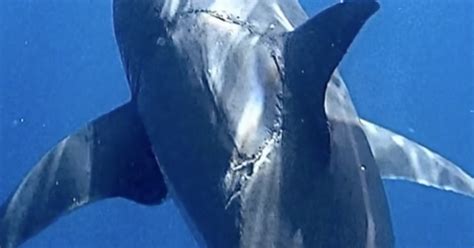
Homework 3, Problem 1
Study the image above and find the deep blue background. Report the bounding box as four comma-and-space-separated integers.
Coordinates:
0, 0, 473, 247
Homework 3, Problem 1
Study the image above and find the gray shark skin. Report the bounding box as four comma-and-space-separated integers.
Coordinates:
1, 0, 473, 248
115, 0, 390, 247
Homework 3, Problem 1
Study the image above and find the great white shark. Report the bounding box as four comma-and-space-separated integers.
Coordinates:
1, 0, 473, 247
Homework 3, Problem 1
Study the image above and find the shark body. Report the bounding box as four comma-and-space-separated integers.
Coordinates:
1, 1, 473, 248
114, 1, 391, 247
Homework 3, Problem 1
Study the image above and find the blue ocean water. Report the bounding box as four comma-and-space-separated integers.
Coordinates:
0, 0, 472, 247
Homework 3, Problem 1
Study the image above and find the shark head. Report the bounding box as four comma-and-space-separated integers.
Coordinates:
113, 0, 306, 155
114, 0, 308, 31
112, 0, 308, 95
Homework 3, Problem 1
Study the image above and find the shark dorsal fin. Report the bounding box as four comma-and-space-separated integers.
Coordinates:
284, 1, 379, 115
282, 1, 379, 163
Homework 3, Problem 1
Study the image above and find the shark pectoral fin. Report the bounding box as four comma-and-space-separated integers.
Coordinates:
0, 102, 167, 248
360, 119, 474, 198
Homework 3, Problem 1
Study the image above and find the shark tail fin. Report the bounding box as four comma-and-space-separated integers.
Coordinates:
0, 102, 167, 248
361, 119, 474, 198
